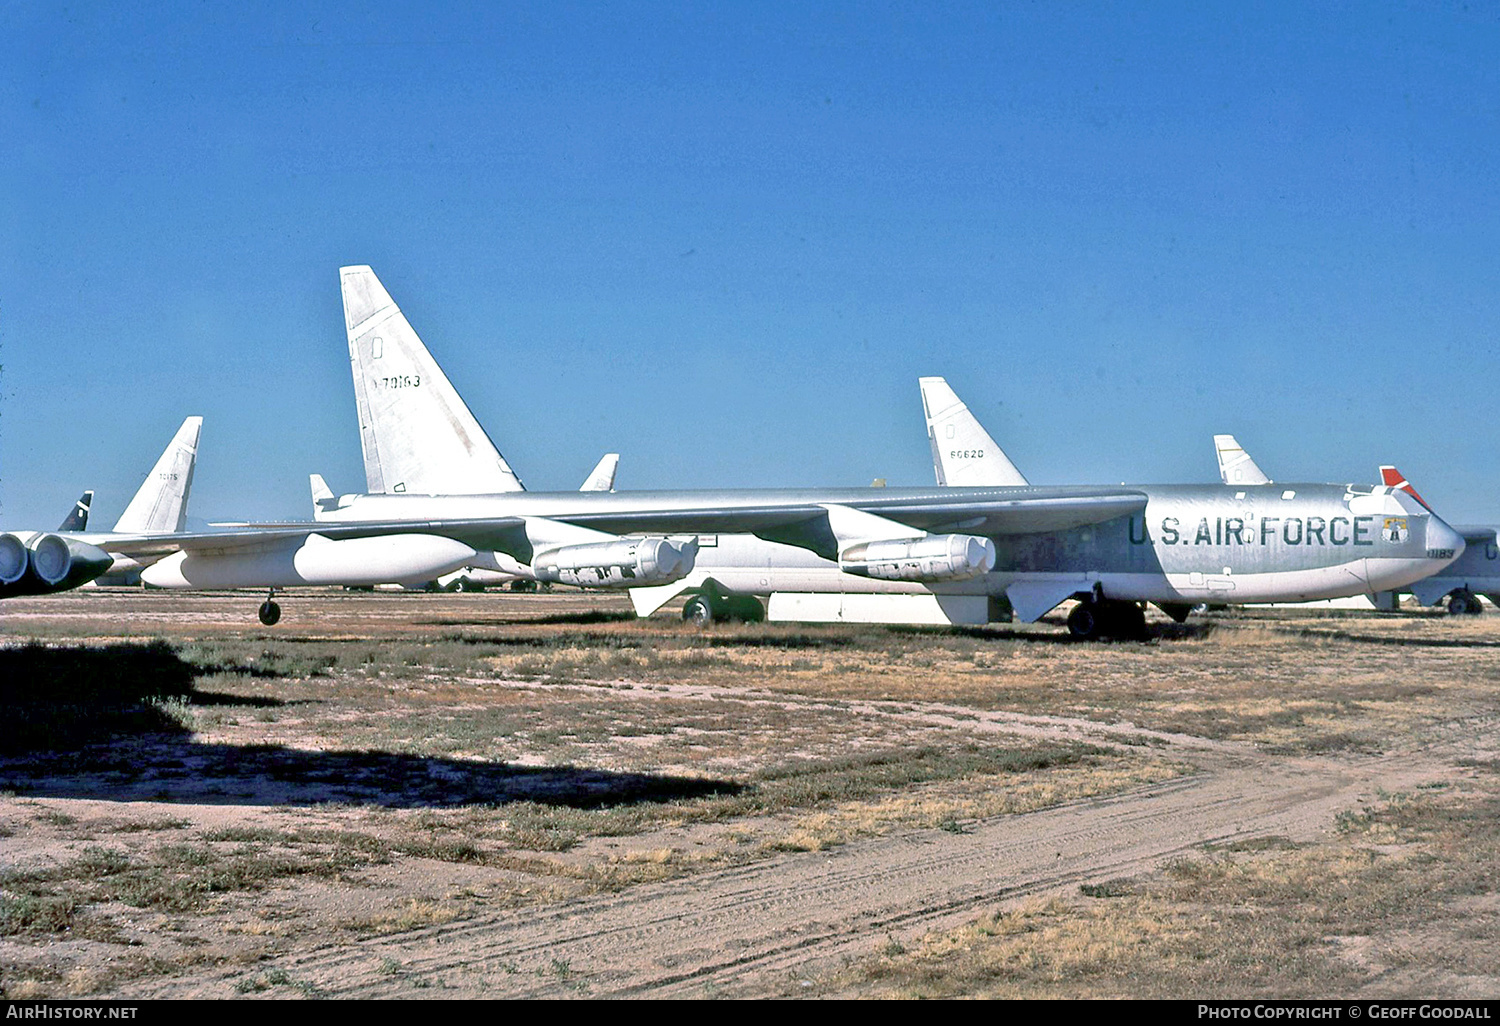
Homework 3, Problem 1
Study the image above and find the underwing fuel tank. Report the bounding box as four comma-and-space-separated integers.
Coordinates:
0, 532, 115, 597
532, 537, 697, 588
140, 533, 478, 589
840, 533, 996, 582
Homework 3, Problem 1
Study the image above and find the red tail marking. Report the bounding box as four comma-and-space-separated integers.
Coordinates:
1380, 465, 1432, 511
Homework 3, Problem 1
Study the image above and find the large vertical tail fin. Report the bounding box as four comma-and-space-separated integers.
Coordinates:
919, 377, 1028, 487
112, 417, 201, 533
340, 265, 525, 496
58, 491, 93, 532
579, 453, 619, 492
1213, 435, 1272, 486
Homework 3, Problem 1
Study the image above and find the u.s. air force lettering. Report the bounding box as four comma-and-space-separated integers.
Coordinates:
1130, 515, 1387, 547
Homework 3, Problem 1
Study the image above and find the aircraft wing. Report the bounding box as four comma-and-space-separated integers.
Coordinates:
552, 488, 1146, 542
90, 517, 529, 560
342, 488, 1143, 562
156, 487, 1142, 559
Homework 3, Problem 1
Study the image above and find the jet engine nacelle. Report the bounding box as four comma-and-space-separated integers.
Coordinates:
532, 537, 697, 588
0, 532, 115, 597
140, 533, 478, 589
840, 533, 996, 583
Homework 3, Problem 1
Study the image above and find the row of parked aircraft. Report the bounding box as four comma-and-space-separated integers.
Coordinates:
4, 266, 1494, 637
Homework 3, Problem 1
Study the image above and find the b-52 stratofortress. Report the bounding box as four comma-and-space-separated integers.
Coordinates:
1, 416, 206, 599
1208, 437, 1497, 616
133, 266, 1467, 638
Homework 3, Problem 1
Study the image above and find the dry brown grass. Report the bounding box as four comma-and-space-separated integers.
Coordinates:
808, 780, 1500, 999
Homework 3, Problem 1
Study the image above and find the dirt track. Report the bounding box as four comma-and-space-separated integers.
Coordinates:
121, 710, 1483, 998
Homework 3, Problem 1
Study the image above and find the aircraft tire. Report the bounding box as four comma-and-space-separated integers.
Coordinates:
258, 600, 282, 626
1066, 603, 1100, 639
1112, 601, 1147, 639
725, 596, 766, 623
1448, 592, 1479, 616
682, 595, 716, 626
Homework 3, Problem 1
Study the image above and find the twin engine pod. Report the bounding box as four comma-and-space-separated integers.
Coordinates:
532, 537, 697, 588
141, 533, 478, 589
0, 532, 115, 597
839, 533, 996, 583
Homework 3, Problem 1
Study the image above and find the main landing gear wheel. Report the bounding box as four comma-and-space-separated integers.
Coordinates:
1066, 602, 1100, 639
1448, 591, 1483, 616
682, 595, 716, 626
723, 595, 766, 623
1067, 598, 1146, 640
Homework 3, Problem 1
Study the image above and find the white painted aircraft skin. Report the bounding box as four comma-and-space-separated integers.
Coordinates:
1213, 442, 1497, 614
1213, 434, 1272, 487
268, 275, 1467, 626
920, 376, 1028, 487
342, 265, 524, 497
0, 419, 200, 598
113, 275, 1466, 631
55, 416, 203, 577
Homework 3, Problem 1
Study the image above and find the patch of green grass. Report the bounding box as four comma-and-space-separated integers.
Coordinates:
0, 892, 80, 935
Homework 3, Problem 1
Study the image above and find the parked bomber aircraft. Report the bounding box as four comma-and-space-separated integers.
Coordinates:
1209, 438, 1496, 616
0, 528, 112, 599
0, 417, 206, 599
133, 268, 1467, 637
1377, 467, 1498, 614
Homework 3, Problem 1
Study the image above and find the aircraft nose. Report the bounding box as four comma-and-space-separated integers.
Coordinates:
1427, 515, 1466, 569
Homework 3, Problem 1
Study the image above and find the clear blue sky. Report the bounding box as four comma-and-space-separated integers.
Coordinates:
3, 3, 1497, 528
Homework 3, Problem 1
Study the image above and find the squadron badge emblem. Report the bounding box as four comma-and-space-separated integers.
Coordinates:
1383, 517, 1409, 544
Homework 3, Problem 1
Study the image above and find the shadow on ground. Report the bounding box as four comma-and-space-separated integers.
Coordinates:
0, 641, 743, 809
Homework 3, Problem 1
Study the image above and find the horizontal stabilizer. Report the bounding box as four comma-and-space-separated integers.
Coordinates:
1214, 435, 1271, 486
920, 377, 1028, 487
112, 417, 202, 534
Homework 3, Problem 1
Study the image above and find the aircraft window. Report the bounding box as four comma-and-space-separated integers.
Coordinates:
372, 337, 383, 359
1282, 490, 1296, 500
946, 425, 955, 439
1235, 492, 1245, 500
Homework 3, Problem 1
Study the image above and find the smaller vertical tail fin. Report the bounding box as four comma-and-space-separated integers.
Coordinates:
58, 491, 93, 532
579, 453, 619, 492
310, 474, 338, 520
919, 377, 1028, 487
1213, 434, 1272, 486
111, 417, 202, 534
